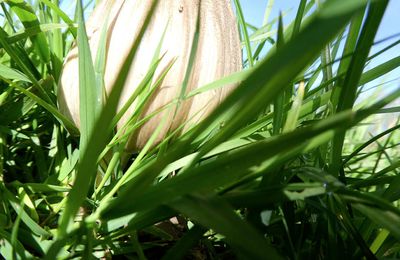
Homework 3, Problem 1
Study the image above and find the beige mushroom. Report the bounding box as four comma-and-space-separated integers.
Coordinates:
58, 0, 241, 151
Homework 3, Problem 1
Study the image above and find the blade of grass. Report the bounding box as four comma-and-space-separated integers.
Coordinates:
272, 13, 285, 135
11, 82, 79, 135
76, 0, 101, 152
6, 0, 50, 62
0, 64, 31, 82
57, 0, 160, 237
193, 0, 370, 159
48, 0, 64, 81
172, 194, 283, 259
161, 225, 205, 260
291, 0, 307, 39
283, 81, 305, 132
331, 1, 389, 176
330, 7, 365, 110
233, 0, 254, 67
39, 0, 77, 37
353, 203, 400, 241
0, 184, 50, 237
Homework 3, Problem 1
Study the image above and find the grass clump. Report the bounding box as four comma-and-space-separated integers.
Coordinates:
0, 0, 400, 259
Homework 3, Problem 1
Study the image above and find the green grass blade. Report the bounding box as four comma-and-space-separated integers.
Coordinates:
6, 0, 51, 62
337, 1, 389, 113
233, 0, 254, 67
172, 195, 283, 259
48, 0, 64, 81
330, 7, 365, 111
291, 0, 307, 39
331, 0, 389, 176
353, 203, 400, 241
57, 0, 160, 237
283, 81, 305, 132
272, 13, 285, 135
39, 0, 77, 37
0, 64, 31, 82
6, 23, 73, 45
12, 82, 79, 135
359, 55, 400, 85
0, 228, 30, 259
0, 29, 54, 107
343, 123, 400, 165
76, 0, 101, 152
161, 226, 205, 260
1, 184, 50, 237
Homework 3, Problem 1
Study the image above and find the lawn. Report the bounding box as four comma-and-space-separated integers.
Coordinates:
0, 0, 400, 259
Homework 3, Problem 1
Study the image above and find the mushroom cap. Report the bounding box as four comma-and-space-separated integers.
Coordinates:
58, 0, 241, 151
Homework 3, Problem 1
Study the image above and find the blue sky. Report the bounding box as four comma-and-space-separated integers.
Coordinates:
240, 0, 400, 92
241, 0, 400, 41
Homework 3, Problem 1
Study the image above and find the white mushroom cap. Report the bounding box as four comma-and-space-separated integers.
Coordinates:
58, 0, 241, 151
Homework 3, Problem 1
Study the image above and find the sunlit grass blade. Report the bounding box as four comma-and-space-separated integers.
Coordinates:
331, 0, 389, 176
48, 1, 64, 81
233, 0, 254, 67
76, 0, 101, 152
283, 81, 305, 132
291, 0, 307, 39
330, 7, 365, 110
0, 28, 50, 102
1, 184, 50, 237
370, 229, 390, 254
57, 0, 160, 237
272, 13, 285, 135
0, 64, 31, 82
0, 227, 31, 259
359, 55, 400, 85
192, 0, 370, 158
101, 110, 356, 218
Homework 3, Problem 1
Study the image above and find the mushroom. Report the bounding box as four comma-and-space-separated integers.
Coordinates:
58, 0, 241, 151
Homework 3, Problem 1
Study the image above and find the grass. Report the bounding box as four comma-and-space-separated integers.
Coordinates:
0, 0, 400, 259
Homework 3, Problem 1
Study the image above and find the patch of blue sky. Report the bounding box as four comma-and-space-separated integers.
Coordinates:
240, 0, 400, 98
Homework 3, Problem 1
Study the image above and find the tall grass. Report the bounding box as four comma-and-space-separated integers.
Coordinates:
0, 0, 399, 259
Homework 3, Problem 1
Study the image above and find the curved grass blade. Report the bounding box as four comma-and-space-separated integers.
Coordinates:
171, 195, 283, 259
